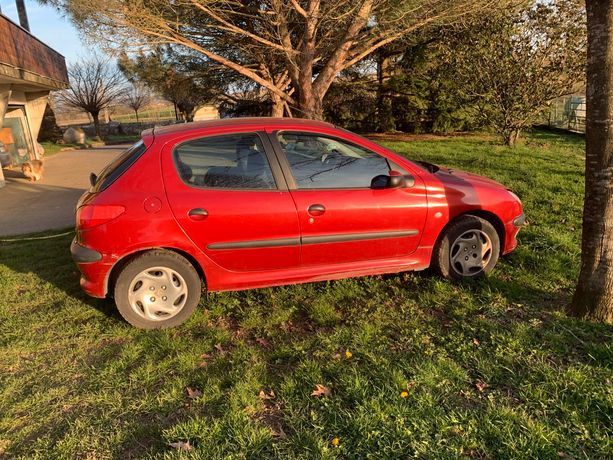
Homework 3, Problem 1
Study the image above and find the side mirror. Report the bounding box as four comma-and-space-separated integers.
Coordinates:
89, 172, 98, 187
370, 173, 407, 189
388, 174, 406, 188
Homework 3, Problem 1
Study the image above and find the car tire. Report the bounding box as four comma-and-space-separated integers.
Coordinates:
432, 215, 500, 280
114, 250, 202, 329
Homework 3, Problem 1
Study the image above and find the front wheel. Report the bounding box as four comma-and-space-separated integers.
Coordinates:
114, 250, 202, 329
432, 215, 500, 280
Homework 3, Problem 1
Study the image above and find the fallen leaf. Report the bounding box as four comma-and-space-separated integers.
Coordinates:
311, 384, 331, 397
344, 350, 353, 359
169, 440, 193, 451
214, 343, 225, 354
472, 338, 480, 346
200, 353, 211, 359
259, 389, 276, 400
186, 387, 202, 399
198, 361, 208, 367
332, 353, 342, 360
475, 381, 489, 392
256, 337, 272, 349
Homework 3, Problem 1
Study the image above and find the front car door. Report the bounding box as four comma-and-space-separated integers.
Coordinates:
270, 130, 428, 267
163, 130, 301, 272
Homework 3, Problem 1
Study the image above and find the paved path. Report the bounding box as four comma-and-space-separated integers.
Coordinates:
0, 146, 125, 236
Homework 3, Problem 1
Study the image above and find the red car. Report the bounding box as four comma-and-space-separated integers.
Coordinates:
72, 118, 524, 329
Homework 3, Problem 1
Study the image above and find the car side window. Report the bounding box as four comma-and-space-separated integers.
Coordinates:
276, 132, 391, 189
174, 133, 276, 190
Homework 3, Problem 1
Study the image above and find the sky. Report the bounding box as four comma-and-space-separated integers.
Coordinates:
0, 0, 91, 64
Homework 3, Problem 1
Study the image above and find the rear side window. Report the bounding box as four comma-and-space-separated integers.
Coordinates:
91, 140, 147, 192
173, 133, 276, 190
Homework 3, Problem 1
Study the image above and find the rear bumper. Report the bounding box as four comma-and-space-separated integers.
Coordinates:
71, 239, 111, 298
71, 239, 102, 262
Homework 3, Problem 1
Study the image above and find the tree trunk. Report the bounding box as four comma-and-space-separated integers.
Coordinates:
298, 98, 324, 120
294, 14, 324, 121
502, 129, 520, 147
16, 0, 30, 31
296, 83, 324, 120
569, 0, 613, 323
270, 93, 284, 117
376, 53, 395, 132
91, 111, 101, 139
135, 109, 140, 123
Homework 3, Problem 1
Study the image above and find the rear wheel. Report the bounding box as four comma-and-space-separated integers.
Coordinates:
433, 215, 500, 280
114, 250, 202, 329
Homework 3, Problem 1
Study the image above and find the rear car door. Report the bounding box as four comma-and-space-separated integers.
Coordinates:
162, 130, 301, 272
271, 131, 428, 266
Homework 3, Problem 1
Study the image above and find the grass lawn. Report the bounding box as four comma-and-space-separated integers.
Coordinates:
40, 142, 83, 157
1, 129, 611, 459
40, 135, 140, 157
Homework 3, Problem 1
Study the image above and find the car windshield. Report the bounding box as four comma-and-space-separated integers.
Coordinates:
91, 140, 147, 192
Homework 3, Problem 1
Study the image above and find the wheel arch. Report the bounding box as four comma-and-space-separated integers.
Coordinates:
462, 210, 505, 254
434, 209, 506, 258
105, 247, 207, 298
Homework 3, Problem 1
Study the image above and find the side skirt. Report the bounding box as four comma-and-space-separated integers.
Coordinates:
204, 247, 432, 292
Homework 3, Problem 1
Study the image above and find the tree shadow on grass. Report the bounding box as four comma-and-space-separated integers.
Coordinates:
107, 269, 612, 457
2, 225, 612, 458
0, 231, 118, 319
529, 127, 585, 146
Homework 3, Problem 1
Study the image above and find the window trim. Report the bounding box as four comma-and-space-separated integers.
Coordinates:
268, 130, 400, 191
171, 131, 287, 192
91, 140, 147, 193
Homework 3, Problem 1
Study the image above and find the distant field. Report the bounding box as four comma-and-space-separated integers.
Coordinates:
113, 107, 177, 124
56, 106, 178, 127
1, 129, 611, 459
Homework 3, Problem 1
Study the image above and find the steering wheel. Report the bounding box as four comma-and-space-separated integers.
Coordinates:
321, 149, 342, 164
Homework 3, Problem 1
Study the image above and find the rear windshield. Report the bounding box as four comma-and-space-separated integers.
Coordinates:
90, 140, 147, 192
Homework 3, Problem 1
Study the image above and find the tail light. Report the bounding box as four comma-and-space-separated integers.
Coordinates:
77, 204, 125, 229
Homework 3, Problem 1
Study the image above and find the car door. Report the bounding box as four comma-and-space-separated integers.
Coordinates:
270, 130, 428, 267
162, 130, 301, 272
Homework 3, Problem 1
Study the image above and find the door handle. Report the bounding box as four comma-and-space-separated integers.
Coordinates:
308, 204, 326, 217
188, 208, 208, 221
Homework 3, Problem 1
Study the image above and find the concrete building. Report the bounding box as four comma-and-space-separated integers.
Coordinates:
0, 3, 69, 188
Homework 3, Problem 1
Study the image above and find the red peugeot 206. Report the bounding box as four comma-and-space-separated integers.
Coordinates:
72, 118, 524, 329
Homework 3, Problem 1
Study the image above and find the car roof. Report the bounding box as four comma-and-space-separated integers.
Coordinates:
151, 117, 335, 137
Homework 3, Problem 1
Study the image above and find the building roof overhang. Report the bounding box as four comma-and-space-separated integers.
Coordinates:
0, 13, 69, 92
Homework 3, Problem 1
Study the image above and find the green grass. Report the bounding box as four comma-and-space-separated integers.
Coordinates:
40, 142, 83, 157
40, 135, 139, 157
1, 129, 611, 459
113, 107, 176, 124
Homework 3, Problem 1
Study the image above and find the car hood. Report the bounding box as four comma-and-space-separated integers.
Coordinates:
417, 161, 506, 190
